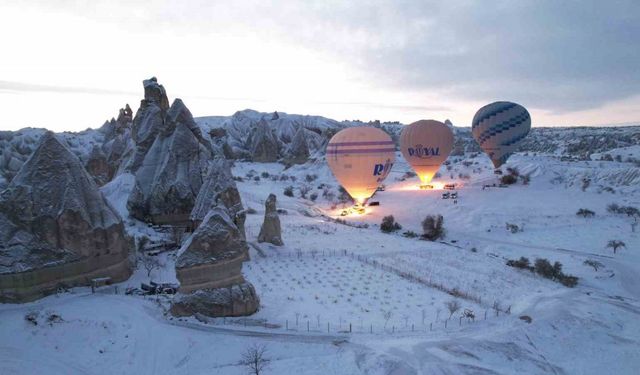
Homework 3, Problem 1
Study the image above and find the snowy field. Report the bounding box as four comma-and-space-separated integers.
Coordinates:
2, 151, 640, 374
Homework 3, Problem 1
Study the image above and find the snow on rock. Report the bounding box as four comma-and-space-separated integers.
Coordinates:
190, 157, 246, 238
257, 193, 283, 246
84, 145, 110, 186
173, 207, 258, 317
249, 118, 279, 162
0, 131, 132, 302
284, 123, 310, 165
126, 78, 212, 224
170, 281, 259, 318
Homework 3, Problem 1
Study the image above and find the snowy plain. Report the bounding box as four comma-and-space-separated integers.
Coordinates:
1, 144, 640, 374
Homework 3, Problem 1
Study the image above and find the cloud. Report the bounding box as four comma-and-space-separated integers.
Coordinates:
0, 80, 137, 96
248, 0, 640, 113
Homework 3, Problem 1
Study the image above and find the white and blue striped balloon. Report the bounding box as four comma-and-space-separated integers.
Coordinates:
472, 101, 531, 168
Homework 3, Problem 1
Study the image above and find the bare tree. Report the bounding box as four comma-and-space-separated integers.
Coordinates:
583, 259, 604, 272
445, 299, 461, 319
240, 344, 269, 375
607, 240, 626, 254
382, 310, 392, 330
492, 300, 502, 316
140, 254, 162, 278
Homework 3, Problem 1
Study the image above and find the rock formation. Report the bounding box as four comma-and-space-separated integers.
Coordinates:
170, 282, 259, 318
0, 132, 132, 302
285, 125, 310, 165
171, 208, 259, 317
191, 158, 246, 238
85, 145, 111, 186
258, 193, 283, 246
126, 78, 212, 224
249, 119, 279, 162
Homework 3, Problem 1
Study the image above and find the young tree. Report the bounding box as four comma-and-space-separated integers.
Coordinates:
445, 299, 461, 319
380, 215, 402, 233
140, 254, 162, 278
382, 310, 393, 330
422, 215, 445, 241
240, 344, 269, 375
607, 240, 626, 254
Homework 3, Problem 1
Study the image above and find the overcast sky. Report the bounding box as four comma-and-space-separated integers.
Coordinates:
1, 0, 639, 131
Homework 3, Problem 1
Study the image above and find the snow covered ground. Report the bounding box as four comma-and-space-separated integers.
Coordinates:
2, 151, 640, 374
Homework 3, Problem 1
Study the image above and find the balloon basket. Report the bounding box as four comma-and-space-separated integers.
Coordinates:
340, 205, 366, 216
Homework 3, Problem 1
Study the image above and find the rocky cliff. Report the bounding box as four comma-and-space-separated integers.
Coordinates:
0, 132, 132, 302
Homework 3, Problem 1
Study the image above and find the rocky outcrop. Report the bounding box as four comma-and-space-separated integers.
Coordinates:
172, 208, 258, 317
285, 125, 310, 165
85, 145, 111, 186
126, 78, 212, 224
170, 282, 259, 317
249, 119, 279, 162
0, 132, 132, 302
258, 193, 283, 246
190, 158, 246, 238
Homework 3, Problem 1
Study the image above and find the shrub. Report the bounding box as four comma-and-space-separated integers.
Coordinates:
253, 176, 260, 181
506, 257, 532, 270
309, 192, 318, 202
534, 258, 556, 278
283, 186, 294, 197
520, 174, 531, 185
421, 214, 444, 241
505, 223, 521, 233
279, 174, 289, 181
305, 174, 318, 183
299, 185, 311, 199
380, 215, 402, 233
403, 230, 418, 238
506, 167, 520, 177
500, 174, 518, 185
576, 208, 595, 218
246, 207, 258, 214
558, 275, 578, 287
261, 171, 270, 178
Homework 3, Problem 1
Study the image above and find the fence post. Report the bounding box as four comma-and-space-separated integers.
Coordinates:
328, 322, 330, 333
370, 324, 373, 334
445, 320, 447, 328
412, 324, 414, 332
392, 326, 395, 333
307, 321, 310, 332
349, 323, 352, 333
430, 322, 432, 331
459, 316, 462, 326
286, 320, 288, 330
484, 310, 487, 320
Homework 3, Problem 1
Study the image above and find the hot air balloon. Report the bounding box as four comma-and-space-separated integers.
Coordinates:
400, 120, 454, 187
326, 127, 395, 207
472, 101, 531, 169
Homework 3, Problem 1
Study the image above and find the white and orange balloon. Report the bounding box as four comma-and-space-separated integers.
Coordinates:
326, 127, 395, 205
400, 120, 454, 185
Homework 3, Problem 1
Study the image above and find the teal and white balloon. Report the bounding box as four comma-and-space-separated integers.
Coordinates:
472, 101, 531, 168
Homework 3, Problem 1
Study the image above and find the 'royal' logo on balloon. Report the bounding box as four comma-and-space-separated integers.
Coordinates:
373, 159, 393, 179
407, 144, 440, 158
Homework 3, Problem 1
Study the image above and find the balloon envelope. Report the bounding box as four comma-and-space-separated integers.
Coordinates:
399, 120, 454, 184
326, 127, 395, 204
472, 101, 531, 168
